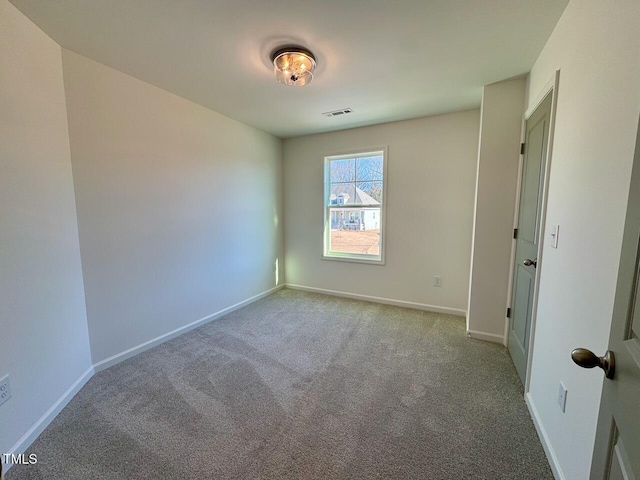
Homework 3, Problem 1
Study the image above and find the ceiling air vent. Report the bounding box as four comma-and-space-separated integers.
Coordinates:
323, 108, 353, 118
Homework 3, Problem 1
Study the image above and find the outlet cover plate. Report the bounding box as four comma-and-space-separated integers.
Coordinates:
557, 382, 567, 413
0, 375, 11, 407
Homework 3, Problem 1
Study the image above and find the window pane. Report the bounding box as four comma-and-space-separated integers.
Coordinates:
329, 183, 356, 206
356, 155, 383, 181
329, 207, 381, 255
325, 151, 384, 263
330, 158, 355, 183
356, 181, 383, 204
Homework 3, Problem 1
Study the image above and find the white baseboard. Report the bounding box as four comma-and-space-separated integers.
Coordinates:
3, 365, 95, 474
526, 392, 565, 480
466, 329, 505, 344
93, 284, 284, 372
285, 283, 466, 317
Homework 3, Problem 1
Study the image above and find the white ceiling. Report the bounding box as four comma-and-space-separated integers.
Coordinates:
11, 0, 568, 138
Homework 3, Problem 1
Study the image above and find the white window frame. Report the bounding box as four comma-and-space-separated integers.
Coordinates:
322, 146, 388, 265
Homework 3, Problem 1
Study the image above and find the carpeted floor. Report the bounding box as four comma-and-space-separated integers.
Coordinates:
7, 289, 553, 479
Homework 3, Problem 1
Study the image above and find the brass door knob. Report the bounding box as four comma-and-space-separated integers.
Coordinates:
571, 348, 615, 379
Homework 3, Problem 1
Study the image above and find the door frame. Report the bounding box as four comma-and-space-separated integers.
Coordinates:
504, 70, 560, 393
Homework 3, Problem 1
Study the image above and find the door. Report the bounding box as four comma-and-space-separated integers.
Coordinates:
581, 116, 640, 480
508, 93, 552, 384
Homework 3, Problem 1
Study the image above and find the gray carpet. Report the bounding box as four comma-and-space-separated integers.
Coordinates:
7, 289, 552, 479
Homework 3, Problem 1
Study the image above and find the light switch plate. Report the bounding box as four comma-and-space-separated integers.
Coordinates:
550, 224, 559, 248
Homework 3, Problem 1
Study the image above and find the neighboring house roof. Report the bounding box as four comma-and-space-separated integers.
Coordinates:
331, 184, 380, 206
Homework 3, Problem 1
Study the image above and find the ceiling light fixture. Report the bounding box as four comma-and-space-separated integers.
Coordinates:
271, 47, 316, 86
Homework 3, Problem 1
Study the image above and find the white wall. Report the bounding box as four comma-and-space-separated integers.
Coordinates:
526, 1, 640, 479
467, 78, 526, 342
283, 111, 480, 313
0, 0, 93, 467
61, 51, 284, 364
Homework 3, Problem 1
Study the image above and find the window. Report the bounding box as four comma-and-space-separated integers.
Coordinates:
323, 148, 387, 264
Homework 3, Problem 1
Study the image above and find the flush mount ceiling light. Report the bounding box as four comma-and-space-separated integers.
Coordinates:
271, 47, 316, 86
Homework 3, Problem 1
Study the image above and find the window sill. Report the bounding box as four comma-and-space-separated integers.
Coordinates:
322, 253, 385, 266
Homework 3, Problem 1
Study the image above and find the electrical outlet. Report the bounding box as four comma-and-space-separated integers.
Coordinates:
433, 275, 442, 287
557, 383, 567, 413
0, 375, 11, 407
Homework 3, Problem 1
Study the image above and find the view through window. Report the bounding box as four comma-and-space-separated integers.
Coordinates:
324, 150, 385, 263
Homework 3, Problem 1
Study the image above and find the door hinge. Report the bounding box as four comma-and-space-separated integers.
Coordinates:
513, 228, 518, 239
520, 143, 526, 155
507, 307, 511, 318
